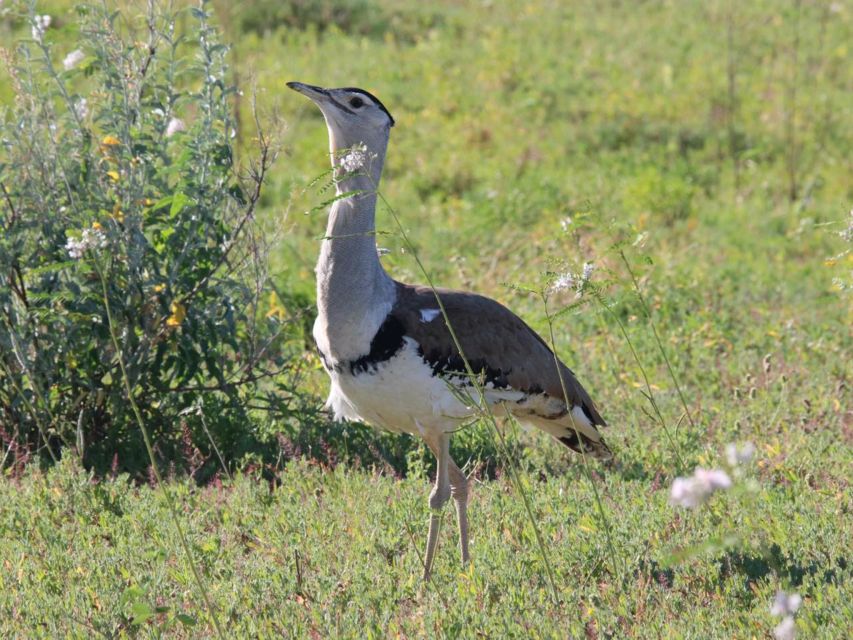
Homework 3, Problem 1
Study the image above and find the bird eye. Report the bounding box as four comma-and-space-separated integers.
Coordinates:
349, 96, 364, 108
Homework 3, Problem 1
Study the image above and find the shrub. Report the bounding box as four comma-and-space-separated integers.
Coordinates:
0, 1, 287, 476
237, 0, 378, 37
233, 0, 446, 45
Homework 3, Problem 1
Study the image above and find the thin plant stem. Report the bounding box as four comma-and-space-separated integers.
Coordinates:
373, 188, 563, 604
618, 249, 697, 434
402, 518, 451, 608
96, 263, 225, 640
542, 294, 624, 579
593, 291, 685, 470
726, 0, 740, 191
199, 408, 233, 482
0, 358, 59, 464
785, 0, 802, 202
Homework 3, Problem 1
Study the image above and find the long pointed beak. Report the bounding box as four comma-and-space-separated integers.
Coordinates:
286, 81, 329, 103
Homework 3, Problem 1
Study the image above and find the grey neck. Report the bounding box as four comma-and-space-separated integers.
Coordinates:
314, 139, 395, 363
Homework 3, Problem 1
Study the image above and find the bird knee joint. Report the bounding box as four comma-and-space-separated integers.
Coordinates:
451, 481, 468, 502
429, 486, 450, 510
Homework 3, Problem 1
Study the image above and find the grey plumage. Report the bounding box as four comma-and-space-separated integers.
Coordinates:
288, 81, 611, 581
387, 282, 611, 458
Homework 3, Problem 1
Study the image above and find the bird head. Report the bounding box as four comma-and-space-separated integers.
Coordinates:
287, 82, 394, 173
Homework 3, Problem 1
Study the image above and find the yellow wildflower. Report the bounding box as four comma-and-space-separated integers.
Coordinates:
153, 284, 165, 293
106, 170, 120, 182
166, 301, 186, 327
101, 135, 120, 146
91, 221, 103, 231
111, 202, 124, 222
265, 291, 287, 320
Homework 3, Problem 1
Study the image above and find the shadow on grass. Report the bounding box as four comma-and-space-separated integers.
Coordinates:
719, 545, 848, 588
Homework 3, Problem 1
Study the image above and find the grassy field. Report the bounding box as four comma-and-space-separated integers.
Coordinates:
1, 0, 851, 637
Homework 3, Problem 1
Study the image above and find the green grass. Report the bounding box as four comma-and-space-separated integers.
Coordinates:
2, 456, 849, 638
1, 0, 851, 637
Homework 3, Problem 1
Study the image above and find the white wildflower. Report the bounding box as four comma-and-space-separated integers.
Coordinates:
771, 591, 802, 617
841, 209, 853, 243
560, 216, 573, 231
550, 272, 575, 293
65, 226, 107, 259
773, 616, 796, 640
63, 49, 85, 71
152, 108, 165, 118
669, 467, 732, 508
726, 441, 756, 467
551, 262, 594, 297
65, 237, 86, 259
73, 98, 88, 120
32, 14, 51, 42
165, 117, 186, 137
340, 142, 368, 173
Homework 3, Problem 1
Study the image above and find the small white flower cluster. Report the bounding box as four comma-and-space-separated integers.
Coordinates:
339, 142, 369, 174
669, 468, 732, 508
771, 591, 801, 640
63, 49, 85, 71
725, 441, 756, 467
559, 216, 572, 231
552, 272, 575, 291
841, 209, 853, 243
65, 227, 107, 259
551, 262, 594, 297
166, 117, 186, 137
32, 15, 51, 42
73, 98, 88, 120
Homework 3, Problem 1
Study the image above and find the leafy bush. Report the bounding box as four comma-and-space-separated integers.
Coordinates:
234, 0, 446, 44
0, 1, 289, 476
237, 0, 379, 37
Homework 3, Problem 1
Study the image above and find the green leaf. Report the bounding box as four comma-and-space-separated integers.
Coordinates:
169, 193, 192, 219
228, 183, 246, 206
176, 613, 197, 626
131, 601, 155, 624
120, 586, 145, 604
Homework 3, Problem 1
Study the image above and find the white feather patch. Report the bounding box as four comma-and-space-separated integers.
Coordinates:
329, 337, 472, 436
324, 337, 602, 449
419, 308, 441, 323
571, 405, 593, 428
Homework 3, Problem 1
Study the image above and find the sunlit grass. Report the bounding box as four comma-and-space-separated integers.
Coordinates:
0, 0, 850, 637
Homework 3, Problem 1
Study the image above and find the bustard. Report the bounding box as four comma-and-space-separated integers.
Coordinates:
288, 82, 611, 580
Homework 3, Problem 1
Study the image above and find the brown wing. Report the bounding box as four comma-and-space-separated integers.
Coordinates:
391, 282, 606, 427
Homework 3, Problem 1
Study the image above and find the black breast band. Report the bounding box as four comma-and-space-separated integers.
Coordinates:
318, 314, 407, 376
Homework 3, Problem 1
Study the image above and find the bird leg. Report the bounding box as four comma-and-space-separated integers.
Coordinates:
448, 460, 470, 565
423, 432, 450, 581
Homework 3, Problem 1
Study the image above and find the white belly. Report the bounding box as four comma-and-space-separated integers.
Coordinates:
327, 336, 538, 437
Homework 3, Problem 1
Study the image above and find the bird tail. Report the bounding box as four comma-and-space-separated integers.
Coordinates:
526, 406, 613, 461
556, 425, 613, 461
